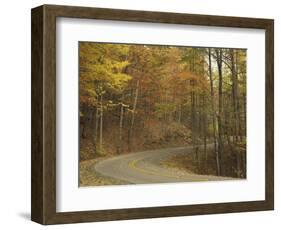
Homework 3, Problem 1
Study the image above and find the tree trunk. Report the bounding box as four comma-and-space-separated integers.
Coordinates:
235, 51, 242, 142
190, 79, 197, 164
243, 92, 246, 140
81, 123, 86, 139
215, 48, 223, 176
99, 94, 103, 150
203, 95, 207, 162
208, 48, 220, 176
128, 79, 140, 151
224, 94, 237, 176
117, 101, 124, 154
230, 49, 242, 177
230, 49, 240, 143
93, 96, 99, 153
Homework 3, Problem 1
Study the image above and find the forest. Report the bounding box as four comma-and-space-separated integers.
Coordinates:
79, 42, 247, 180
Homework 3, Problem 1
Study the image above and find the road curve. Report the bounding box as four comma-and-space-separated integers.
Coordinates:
94, 146, 232, 184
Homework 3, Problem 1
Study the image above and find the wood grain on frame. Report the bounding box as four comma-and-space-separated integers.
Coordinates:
31, 4, 274, 225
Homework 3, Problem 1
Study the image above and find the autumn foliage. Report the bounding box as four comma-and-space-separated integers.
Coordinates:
79, 42, 247, 178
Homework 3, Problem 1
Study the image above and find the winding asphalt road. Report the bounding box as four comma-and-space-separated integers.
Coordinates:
94, 146, 232, 184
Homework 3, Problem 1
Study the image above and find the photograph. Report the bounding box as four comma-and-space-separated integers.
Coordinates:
79, 42, 247, 186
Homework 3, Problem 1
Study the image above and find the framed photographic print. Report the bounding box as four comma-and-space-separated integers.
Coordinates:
31, 4, 274, 225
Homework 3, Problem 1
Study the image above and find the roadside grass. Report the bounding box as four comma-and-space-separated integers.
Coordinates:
79, 158, 130, 186
161, 145, 246, 178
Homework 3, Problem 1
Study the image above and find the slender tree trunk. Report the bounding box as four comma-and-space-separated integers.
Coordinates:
230, 50, 242, 177
190, 80, 197, 164
117, 100, 124, 154
80, 107, 87, 139
195, 95, 200, 171
93, 96, 99, 153
203, 95, 207, 162
81, 111, 87, 139
208, 48, 220, 176
81, 123, 86, 139
190, 49, 199, 166
235, 51, 242, 142
230, 49, 240, 143
99, 94, 103, 150
215, 48, 223, 176
224, 94, 237, 176
243, 92, 246, 140
128, 79, 140, 151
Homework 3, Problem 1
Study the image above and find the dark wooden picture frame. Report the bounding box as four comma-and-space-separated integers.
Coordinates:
31, 4, 274, 225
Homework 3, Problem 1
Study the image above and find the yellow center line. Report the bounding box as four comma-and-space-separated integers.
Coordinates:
128, 157, 209, 181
